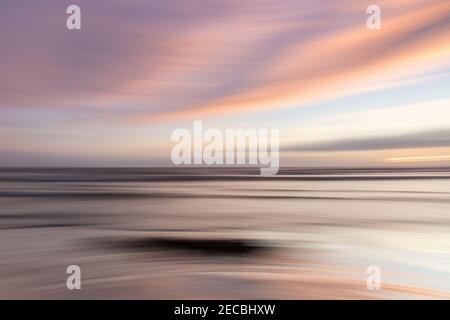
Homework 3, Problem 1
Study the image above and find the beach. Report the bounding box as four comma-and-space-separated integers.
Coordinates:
0, 167, 449, 299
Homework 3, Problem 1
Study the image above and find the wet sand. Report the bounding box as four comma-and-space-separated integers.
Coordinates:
0, 168, 449, 299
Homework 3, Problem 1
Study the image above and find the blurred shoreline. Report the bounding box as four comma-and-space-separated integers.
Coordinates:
0, 167, 449, 299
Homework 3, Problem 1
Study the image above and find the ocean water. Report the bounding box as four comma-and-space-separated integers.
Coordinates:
0, 167, 449, 299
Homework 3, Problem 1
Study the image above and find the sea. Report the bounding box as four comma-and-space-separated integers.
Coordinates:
0, 167, 449, 299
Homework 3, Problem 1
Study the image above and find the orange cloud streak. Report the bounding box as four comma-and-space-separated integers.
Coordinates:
385, 155, 450, 163
131, 0, 450, 123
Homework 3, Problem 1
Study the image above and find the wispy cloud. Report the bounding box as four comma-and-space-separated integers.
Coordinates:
1, 0, 449, 120
285, 129, 450, 152
1, 0, 450, 165
385, 154, 450, 162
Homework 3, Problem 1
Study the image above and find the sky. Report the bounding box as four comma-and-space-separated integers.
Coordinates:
0, 0, 450, 167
